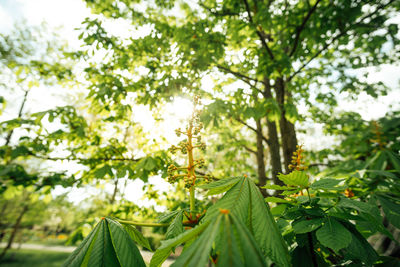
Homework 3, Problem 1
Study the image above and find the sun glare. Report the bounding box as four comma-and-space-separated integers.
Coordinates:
166, 97, 194, 121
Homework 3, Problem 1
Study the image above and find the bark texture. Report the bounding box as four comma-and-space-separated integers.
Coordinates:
263, 78, 284, 186
275, 78, 298, 173
255, 119, 267, 187
0, 204, 29, 261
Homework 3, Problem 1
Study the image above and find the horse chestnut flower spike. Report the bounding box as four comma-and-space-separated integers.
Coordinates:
165, 95, 213, 215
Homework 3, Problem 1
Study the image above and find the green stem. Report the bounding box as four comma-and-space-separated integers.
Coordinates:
306, 188, 311, 203
190, 186, 195, 214
187, 122, 196, 216
117, 220, 170, 227
117, 219, 197, 228
307, 232, 318, 267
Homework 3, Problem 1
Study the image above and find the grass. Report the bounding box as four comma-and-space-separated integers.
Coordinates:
0, 249, 70, 267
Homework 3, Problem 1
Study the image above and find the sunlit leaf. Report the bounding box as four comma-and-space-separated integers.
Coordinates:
150, 221, 210, 267
62, 217, 145, 267
198, 177, 241, 195
278, 171, 309, 187
123, 224, 152, 251
292, 218, 324, 234
166, 210, 184, 239
311, 178, 345, 190
203, 176, 290, 266
172, 212, 267, 267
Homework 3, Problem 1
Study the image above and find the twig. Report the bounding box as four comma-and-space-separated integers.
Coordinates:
242, 0, 275, 60
27, 153, 140, 163
288, 0, 321, 57
216, 64, 262, 86
288, 0, 397, 81
234, 117, 270, 145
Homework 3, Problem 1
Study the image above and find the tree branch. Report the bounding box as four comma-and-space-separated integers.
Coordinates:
4, 90, 29, 147
216, 64, 262, 87
242, 0, 275, 60
288, 0, 321, 57
117, 219, 169, 227
243, 145, 257, 155
199, 3, 240, 17
27, 153, 140, 163
234, 117, 270, 145
288, 0, 397, 81
308, 162, 333, 168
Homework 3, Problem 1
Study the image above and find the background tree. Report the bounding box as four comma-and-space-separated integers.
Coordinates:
0, 22, 189, 260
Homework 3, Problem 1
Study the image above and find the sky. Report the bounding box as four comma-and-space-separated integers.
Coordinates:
1, 0, 400, 206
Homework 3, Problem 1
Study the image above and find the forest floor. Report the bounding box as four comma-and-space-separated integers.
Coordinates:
0, 243, 173, 266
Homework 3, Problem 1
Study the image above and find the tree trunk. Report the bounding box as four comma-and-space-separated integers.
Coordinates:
110, 178, 119, 204
275, 77, 298, 173
0, 204, 29, 261
0, 202, 9, 243
0, 90, 30, 260
4, 90, 29, 146
255, 119, 268, 194
263, 78, 284, 186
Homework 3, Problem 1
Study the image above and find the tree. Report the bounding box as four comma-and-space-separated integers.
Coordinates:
76, 0, 400, 191
0, 22, 171, 260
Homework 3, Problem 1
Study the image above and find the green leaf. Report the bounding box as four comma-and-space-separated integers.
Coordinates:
123, 224, 152, 251
284, 102, 299, 124
278, 171, 309, 187
86, 220, 119, 267
364, 151, 386, 170
172, 215, 222, 267
172, 212, 267, 267
316, 218, 352, 252
230, 215, 267, 267
116, 167, 128, 178
328, 212, 362, 221
203, 176, 290, 266
338, 197, 379, 215
107, 218, 146, 267
377, 195, 400, 229
337, 197, 393, 237
366, 170, 398, 179
265, 197, 292, 204
262, 184, 292, 190
292, 218, 324, 234
144, 157, 157, 171
150, 221, 210, 267
341, 221, 378, 265
385, 150, 400, 173
374, 256, 400, 267
166, 210, 184, 239
311, 178, 345, 190
217, 215, 244, 267
62, 218, 145, 267
265, 98, 281, 122
198, 177, 241, 195
94, 165, 112, 179
3, 186, 19, 200
158, 210, 182, 223
10, 146, 30, 159
62, 221, 101, 267
290, 245, 327, 267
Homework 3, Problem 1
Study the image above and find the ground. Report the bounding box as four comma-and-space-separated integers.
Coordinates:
0, 243, 173, 266
1, 249, 70, 267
